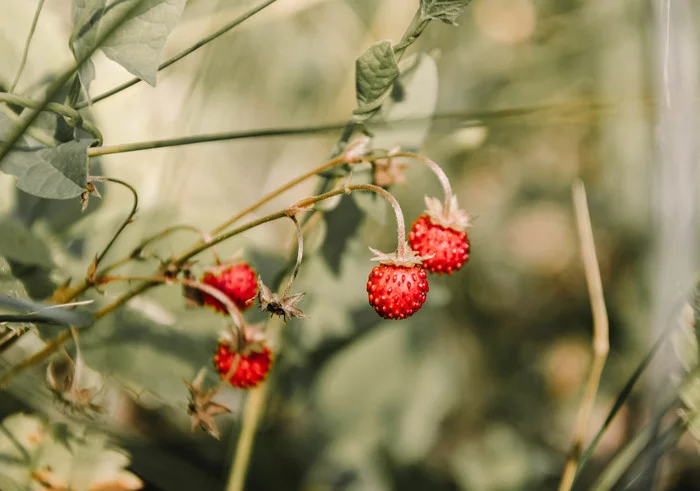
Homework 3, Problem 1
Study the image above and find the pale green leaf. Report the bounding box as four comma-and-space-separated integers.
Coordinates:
70, 0, 106, 96
354, 40, 399, 114
99, 0, 187, 86
420, 0, 473, 25
0, 216, 54, 268
0, 113, 92, 199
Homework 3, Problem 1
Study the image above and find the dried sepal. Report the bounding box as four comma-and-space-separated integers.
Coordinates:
369, 242, 433, 267
372, 147, 408, 187
184, 368, 231, 439
257, 278, 307, 323
46, 351, 103, 416
423, 195, 470, 230
342, 135, 372, 162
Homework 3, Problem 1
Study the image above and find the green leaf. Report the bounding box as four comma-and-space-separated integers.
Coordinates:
420, 0, 473, 25
0, 216, 54, 269
366, 53, 439, 152
354, 40, 399, 115
71, 0, 187, 87
70, 0, 106, 96
0, 113, 92, 199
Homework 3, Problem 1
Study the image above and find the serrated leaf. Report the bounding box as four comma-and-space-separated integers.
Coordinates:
355, 40, 399, 113
366, 53, 439, 152
70, 0, 106, 96
0, 216, 54, 269
420, 0, 473, 25
73, 0, 186, 87
0, 112, 92, 199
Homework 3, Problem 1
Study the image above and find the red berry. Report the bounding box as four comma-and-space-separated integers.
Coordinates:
366, 264, 429, 319
201, 263, 258, 312
409, 214, 470, 275
213, 341, 273, 389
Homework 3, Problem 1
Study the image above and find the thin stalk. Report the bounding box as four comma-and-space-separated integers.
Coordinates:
9, 0, 45, 92
558, 180, 610, 491
89, 177, 139, 274
77, 0, 279, 109
0, 0, 144, 163
0, 92, 103, 144
282, 215, 304, 297
0, 104, 57, 147
392, 151, 453, 213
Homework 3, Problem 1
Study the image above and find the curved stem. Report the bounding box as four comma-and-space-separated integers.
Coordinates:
0, 92, 103, 144
283, 215, 304, 297
392, 151, 453, 215
89, 177, 139, 275
77, 0, 279, 109
9, 0, 45, 92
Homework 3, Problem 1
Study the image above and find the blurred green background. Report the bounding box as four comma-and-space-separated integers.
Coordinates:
1, 0, 699, 490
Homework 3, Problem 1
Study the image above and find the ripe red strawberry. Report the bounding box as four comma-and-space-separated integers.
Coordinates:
409, 196, 471, 275
213, 341, 273, 389
367, 262, 429, 320
201, 263, 257, 313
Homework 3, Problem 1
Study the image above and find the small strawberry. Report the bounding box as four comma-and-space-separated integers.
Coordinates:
201, 263, 258, 312
213, 340, 273, 389
366, 245, 431, 320
408, 196, 470, 275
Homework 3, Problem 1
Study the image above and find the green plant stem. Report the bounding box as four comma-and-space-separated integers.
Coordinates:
9, 0, 45, 92
0, 92, 103, 144
0, 104, 56, 147
0, 0, 143, 163
76, 0, 279, 109
89, 177, 139, 274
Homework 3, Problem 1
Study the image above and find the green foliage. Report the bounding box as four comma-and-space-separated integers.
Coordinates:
419, 0, 473, 25
70, 0, 187, 89
354, 40, 400, 117
0, 216, 53, 269
0, 113, 92, 199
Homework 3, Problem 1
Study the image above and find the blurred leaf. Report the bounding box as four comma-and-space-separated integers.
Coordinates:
672, 303, 698, 372
0, 113, 92, 199
420, 0, 473, 25
70, 0, 105, 96
366, 53, 439, 152
80, 303, 218, 406
0, 216, 53, 269
321, 196, 365, 275
0, 412, 142, 490
72, 0, 187, 87
354, 40, 399, 115
0, 257, 33, 333
352, 191, 387, 226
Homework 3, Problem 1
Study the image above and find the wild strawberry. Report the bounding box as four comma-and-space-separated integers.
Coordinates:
201, 263, 257, 312
213, 340, 273, 389
409, 196, 471, 275
366, 245, 431, 320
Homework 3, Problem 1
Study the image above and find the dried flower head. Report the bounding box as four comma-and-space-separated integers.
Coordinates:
184, 368, 231, 439
257, 278, 307, 323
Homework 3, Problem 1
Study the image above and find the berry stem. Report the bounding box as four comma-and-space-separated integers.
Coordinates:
283, 215, 304, 298
392, 152, 454, 216
88, 177, 139, 276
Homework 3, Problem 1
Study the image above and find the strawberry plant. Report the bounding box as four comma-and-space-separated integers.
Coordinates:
1, 0, 699, 490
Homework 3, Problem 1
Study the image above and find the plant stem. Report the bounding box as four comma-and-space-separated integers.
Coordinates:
0, 92, 103, 144
282, 215, 304, 297
393, 151, 454, 214
0, 0, 143, 163
558, 180, 609, 491
9, 0, 45, 92
89, 177, 139, 274
77, 0, 279, 109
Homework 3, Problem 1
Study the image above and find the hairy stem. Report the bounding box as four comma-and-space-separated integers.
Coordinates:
282, 215, 304, 297
392, 151, 453, 214
9, 0, 45, 92
77, 0, 279, 109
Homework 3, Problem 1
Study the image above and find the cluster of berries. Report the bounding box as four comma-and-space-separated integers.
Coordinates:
367, 195, 471, 320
